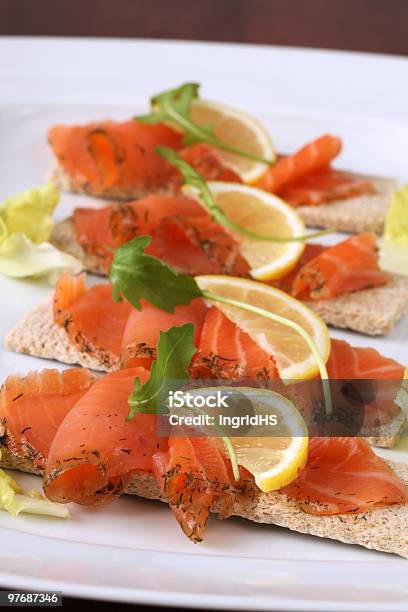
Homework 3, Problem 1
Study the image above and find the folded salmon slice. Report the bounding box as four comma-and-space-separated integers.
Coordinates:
291, 233, 390, 300
53, 272, 133, 366
151, 215, 250, 276
167, 143, 243, 187
49, 120, 183, 195
327, 339, 405, 380
327, 338, 405, 429
121, 298, 208, 369
44, 367, 165, 506
278, 167, 374, 207
257, 134, 342, 193
256, 134, 373, 206
282, 437, 408, 514
73, 194, 248, 276
49, 121, 240, 197
0, 368, 95, 467
273, 243, 326, 294
190, 306, 278, 382
153, 435, 234, 542
74, 194, 205, 270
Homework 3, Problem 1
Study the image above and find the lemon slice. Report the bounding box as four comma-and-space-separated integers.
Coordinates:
195, 275, 331, 380
229, 387, 308, 492
179, 386, 308, 493
190, 99, 275, 183
206, 181, 305, 280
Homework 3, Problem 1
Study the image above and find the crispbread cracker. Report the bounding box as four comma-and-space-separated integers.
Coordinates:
306, 275, 408, 336
297, 175, 396, 234
50, 162, 173, 201
4, 296, 119, 372
51, 218, 107, 276
1, 444, 407, 558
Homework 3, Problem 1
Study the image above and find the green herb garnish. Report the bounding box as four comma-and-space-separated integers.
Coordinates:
109, 235, 202, 312
128, 323, 196, 417
111, 239, 332, 415
134, 82, 273, 164
127, 324, 240, 479
156, 146, 333, 243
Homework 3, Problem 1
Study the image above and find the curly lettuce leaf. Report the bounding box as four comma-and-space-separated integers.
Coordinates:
0, 182, 83, 279
383, 185, 408, 245
0, 464, 70, 518
0, 234, 83, 279
0, 182, 60, 245
380, 185, 408, 276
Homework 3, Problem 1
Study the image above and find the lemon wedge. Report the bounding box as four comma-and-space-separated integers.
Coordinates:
196, 275, 331, 380
190, 99, 275, 183
205, 181, 305, 280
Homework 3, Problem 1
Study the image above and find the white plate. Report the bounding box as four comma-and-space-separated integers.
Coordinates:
0, 37, 408, 611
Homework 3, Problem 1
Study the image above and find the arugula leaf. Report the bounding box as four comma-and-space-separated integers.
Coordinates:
157, 147, 333, 243
134, 82, 274, 164
109, 235, 202, 312
128, 323, 197, 418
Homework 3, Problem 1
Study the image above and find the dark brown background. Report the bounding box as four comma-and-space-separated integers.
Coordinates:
0, 0, 407, 56
0, 0, 406, 610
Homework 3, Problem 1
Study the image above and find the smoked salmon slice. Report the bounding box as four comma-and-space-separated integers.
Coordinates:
272, 243, 326, 294
282, 437, 408, 514
0, 368, 95, 467
73, 205, 119, 269
49, 122, 240, 199
54, 272, 133, 368
173, 143, 242, 184
324, 339, 405, 430
190, 307, 278, 382
44, 367, 166, 506
73, 195, 205, 273
73, 194, 249, 276
121, 298, 207, 369
152, 215, 250, 276
153, 435, 234, 542
257, 134, 373, 206
291, 233, 390, 300
278, 167, 374, 207
327, 339, 405, 381
326, 338, 404, 430
49, 120, 183, 197
257, 134, 343, 193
